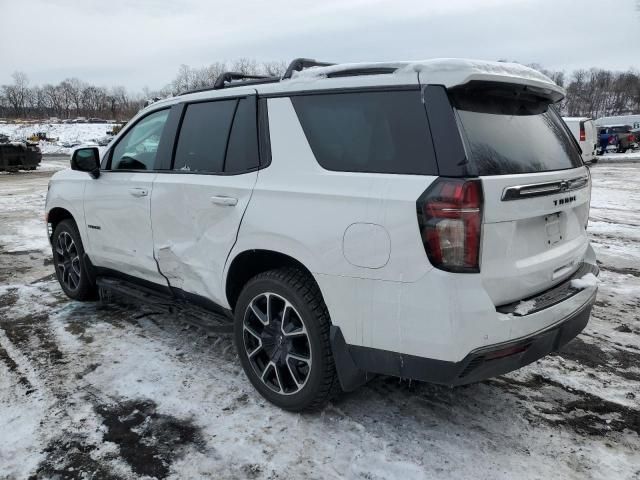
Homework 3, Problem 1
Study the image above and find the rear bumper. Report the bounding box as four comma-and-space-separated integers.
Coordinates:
330, 263, 598, 390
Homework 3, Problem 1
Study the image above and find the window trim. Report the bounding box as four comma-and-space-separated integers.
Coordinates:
257, 97, 271, 168
104, 107, 172, 172
261, 84, 420, 99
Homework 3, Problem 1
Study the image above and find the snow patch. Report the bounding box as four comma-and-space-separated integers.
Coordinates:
0, 123, 113, 155
289, 58, 560, 92
514, 299, 537, 316
598, 151, 640, 163
399, 58, 555, 84
570, 273, 600, 290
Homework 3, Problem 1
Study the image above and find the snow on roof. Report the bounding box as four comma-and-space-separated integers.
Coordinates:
158, 58, 565, 112
399, 58, 554, 83
290, 58, 563, 94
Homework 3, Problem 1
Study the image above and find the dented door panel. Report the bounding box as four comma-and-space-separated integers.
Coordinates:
150, 172, 258, 307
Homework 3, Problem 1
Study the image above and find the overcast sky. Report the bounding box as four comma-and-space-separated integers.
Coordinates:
1, 0, 639, 91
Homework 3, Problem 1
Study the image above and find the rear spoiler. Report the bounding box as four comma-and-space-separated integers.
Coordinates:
449, 79, 564, 105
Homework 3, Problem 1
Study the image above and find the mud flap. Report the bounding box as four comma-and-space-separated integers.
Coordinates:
330, 325, 369, 392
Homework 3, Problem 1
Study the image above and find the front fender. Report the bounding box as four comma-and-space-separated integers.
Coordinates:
46, 170, 88, 248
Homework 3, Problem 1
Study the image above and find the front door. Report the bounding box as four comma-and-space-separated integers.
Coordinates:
84, 108, 171, 286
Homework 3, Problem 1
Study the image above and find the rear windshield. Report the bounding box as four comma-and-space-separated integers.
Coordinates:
291, 90, 438, 175
452, 90, 583, 176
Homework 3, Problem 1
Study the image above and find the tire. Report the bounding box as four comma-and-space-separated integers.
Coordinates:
234, 267, 341, 411
52, 219, 97, 301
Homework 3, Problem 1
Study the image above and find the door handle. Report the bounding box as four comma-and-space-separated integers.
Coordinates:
129, 188, 149, 197
210, 195, 238, 206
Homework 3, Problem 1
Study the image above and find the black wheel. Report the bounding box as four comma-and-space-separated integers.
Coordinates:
52, 219, 96, 300
234, 268, 341, 411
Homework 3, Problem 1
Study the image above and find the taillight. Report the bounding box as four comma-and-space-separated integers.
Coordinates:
416, 178, 483, 273
629, 134, 635, 142
579, 125, 586, 141
609, 135, 616, 144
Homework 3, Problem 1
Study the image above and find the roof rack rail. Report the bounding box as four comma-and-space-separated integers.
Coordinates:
213, 72, 277, 89
177, 74, 279, 96
282, 58, 335, 80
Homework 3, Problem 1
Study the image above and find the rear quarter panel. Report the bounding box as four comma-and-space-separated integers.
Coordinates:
227, 97, 436, 344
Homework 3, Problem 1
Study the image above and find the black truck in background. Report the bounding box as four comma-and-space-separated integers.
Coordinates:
0, 134, 43, 172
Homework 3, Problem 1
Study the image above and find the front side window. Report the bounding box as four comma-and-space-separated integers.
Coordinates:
173, 100, 237, 173
110, 109, 169, 170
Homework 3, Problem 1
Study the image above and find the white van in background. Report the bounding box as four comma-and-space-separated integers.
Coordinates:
563, 117, 598, 163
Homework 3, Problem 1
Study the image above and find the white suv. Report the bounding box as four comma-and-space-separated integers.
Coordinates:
46, 58, 598, 411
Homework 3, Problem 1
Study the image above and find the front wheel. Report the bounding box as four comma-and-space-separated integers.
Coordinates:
234, 268, 341, 411
52, 219, 97, 301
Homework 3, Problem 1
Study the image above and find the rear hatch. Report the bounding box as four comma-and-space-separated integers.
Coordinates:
449, 83, 590, 306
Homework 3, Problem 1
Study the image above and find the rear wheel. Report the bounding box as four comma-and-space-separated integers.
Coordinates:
234, 268, 340, 411
52, 219, 96, 300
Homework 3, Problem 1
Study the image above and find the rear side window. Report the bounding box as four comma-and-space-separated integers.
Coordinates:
225, 97, 259, 173
173, 100, 236, 172
452, 88, 583, 175
291, 91, 437, 175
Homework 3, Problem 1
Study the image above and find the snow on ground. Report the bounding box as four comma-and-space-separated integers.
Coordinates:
0, 122, 113, 154
0, 160, 639, 479
598, 151, 640, 163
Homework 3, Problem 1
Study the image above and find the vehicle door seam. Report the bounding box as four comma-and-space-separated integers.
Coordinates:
148, 173, 172, 289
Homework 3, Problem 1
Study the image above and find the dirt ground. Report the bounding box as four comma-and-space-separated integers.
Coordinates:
0, 157, 639, 480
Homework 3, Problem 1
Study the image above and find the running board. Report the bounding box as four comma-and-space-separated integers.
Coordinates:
96, 276, 233, 334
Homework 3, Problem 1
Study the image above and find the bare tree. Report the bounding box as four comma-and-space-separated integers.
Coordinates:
1, 71, 30, 117
261, 60, 288, 77
3, 59, 637, 122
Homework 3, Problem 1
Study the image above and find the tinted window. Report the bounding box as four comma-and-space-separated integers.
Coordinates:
111, 109, 169, 170
291, 91, 437, 175
453, 92, 583, 175
173, 100, 236, 172
225, 97, 259, 173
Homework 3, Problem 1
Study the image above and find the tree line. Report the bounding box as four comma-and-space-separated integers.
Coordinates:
1, 59, 638, 121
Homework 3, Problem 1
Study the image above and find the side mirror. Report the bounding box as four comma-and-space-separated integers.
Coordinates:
71, 147, 100, 178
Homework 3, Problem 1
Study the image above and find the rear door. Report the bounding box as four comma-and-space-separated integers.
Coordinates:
151, 95, 259, 306
448, 84, 590, 306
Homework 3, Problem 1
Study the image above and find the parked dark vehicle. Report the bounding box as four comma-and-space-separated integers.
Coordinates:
0, 136, 42, 172
631, 127, 640, 149
598, 125, 637, 153
598, 127, 618, 154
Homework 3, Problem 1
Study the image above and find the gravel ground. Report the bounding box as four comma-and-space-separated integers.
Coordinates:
0, 158, 638, 480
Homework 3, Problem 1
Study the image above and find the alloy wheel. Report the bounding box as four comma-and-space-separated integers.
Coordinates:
55, 231, 81, 291
242, 292, 312, 395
